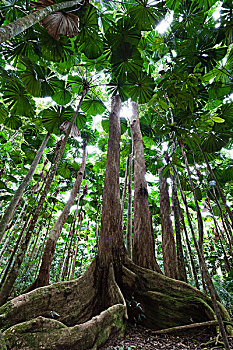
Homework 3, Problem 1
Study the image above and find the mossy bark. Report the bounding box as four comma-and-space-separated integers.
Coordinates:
1, 97, 232, 349
1, 257, 232, 349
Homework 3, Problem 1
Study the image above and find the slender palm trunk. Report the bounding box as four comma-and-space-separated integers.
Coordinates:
0, 200, 27, 261
131, 102, 161, 272
33, 142, 87, 288
198, 143, 233, 228
0, 132, 50, 242
171, 173, 187, 282
212, 190, 233, 251
179, 139, 230, 350
0, 91, 87, 305
178, 204, 200, 289
70, 218, 83, 280
0, 0, 83, 43
159, 168, 178, 279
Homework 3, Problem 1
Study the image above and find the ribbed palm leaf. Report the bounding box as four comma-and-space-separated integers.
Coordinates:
30, 0, 79, 39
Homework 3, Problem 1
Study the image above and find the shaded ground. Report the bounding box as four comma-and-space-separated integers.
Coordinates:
99, 325, 233, 350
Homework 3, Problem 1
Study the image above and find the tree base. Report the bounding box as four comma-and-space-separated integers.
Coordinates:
0, 258, 232, 349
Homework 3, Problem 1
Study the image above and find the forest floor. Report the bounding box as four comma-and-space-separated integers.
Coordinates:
99, 324, 233, 350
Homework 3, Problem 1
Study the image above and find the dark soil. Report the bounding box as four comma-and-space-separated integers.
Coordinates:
99, 324, 233, 350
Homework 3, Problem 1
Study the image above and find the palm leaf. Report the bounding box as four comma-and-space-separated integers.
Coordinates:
81, 98, 106, 116
4, 115, 22, 130
40, 106, 74, 134
128, 0, 163, 31
77, 5, 103, 59
2, 81, 34, 116
128, 71, 155, 104
30, 0, 79, 39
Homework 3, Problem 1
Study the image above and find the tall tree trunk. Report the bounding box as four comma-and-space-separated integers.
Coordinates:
95, 95, 126, 315
98, 95, 125, 268
131, 102, 161, 272
0, 132, 50, 242
70, 216, 83, 280
198, 142, 233, 228
179, 139, 231, 350
121, 156, 129, 228
212, 190, 233, 251
171, 173, 187, 282
159, 168, 178, 279
0, 0, 83, 43
178, 203, 200, 289
126, 153, 133, 257
0, 91, 87, 306
0, 200, 27, 261
31, 142, 87, 289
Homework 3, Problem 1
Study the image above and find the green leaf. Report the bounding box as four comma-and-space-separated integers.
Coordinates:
0, 181, 7, 190
4, 115, 22, 130
38, 27, 75, 63
128, 71, 155, 104
74, 113, 86, 130
101, 118, 109, 133
50, 78, 72, 106
67, 75, 84, 94
212, 116, 225, 123
57, 161, 71, 179
2, 81, 34, 116
52, 89, 72, 106
10, 151, 23, 164
17, 58, 43, 97
81, 99, 106, 116
111, 44, 143, 77
159, 100, 169, 110
128, 1, 162, 31
105, 17, 141, 49
77, 5, 103, 59
120, 117, 128, 135
0, 104, 8, 123
40, 106, 74, 134
107, 77, 129, 102
201, 130, 229, 153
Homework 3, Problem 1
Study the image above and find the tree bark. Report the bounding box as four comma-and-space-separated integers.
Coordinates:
0, 90, 88, 306
121, 156, 129, 228
0, 0, 83, 43
32, 142, 87, 288
178, 203, 200, 289
127, 153, 133, 257
98, 95, 125, 268
0, 132, 50, 243
131, 102, 161, 273
159, 168, 178, 279
171, 173, 187, 282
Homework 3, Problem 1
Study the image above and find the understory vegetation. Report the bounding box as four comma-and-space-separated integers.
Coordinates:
0, 0, 232, 349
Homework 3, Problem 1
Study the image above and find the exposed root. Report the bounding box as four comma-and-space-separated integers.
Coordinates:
122, 259, 232, 331
1, 260, 127, 350
150, 320, 233, 335
0, 258, 232, 350
0, 261, 97, 330
3, 305, 126, 350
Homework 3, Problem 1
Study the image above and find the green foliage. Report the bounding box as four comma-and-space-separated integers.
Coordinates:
0, 0, 232, 319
